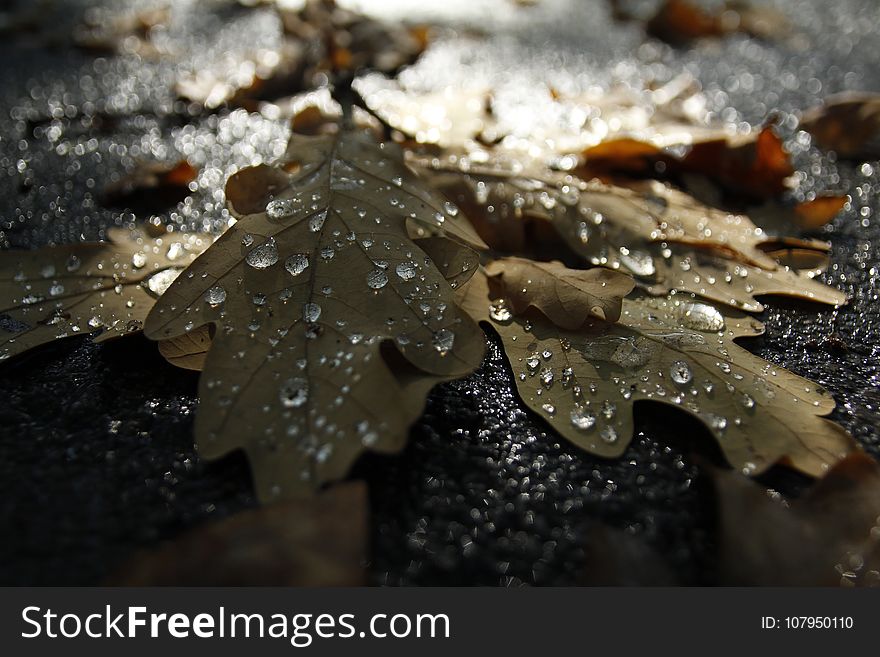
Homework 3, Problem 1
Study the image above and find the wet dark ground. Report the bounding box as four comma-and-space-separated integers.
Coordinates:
0, 0, 878, 585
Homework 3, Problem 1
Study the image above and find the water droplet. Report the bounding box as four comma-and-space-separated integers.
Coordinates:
367, 269, 389, 289
266, 198, 297, 219
679, 301, 725, 332
131, 252, 147, 269
432, 328, 455, 355
601, 400, 616, 419
542, 403, 556, 415
49, 282, 64, 296
303, 302, 321, 323
66, 255, 81, 272
741, 393, 756, 409
241, 233, 254, 247
489, 298, 512, 323
395, 262, 416, 280
670, 360, 693, 385
285, 254, 309, 276
280, 378, 308, 408
570, 407, 596, 431
443, 201, 458, 217
309, 210, 327, 232
146, 268, 181, 296
600, 425, 619, 444
204, 286, 226, 306
526, 355, 540, 372
245, 240, 279, 269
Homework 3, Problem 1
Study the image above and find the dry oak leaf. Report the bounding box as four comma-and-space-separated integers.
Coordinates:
799, 93, 880, 161
581, 125, 795, 203
420, 154, 844, 312
458, 264, 855, 478
111, 481, 368, 586
712, 453, 880, 586
483, 257, 635, 327
144, 129, 486, 501
0, 228, 208, 362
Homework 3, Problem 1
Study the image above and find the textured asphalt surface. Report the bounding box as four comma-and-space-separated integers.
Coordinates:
0, 0, 878, 585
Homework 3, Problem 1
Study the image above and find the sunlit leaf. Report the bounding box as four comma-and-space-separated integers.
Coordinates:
459, 264, 855, 478
0, 228, 209, 362
421, 154, 845, 312
144, 128, 486, 501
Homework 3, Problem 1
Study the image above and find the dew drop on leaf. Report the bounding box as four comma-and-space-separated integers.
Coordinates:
309, 210, 327, 232
366, 269, 389, 289
600, 425, 619, 444
489, 298, 512, 323
245, 240, 279, 269
266, 199, 297, 219
204, 285, 227, 306
285, 254, 309, 277
279, 377, 309, 408
395, 261, 416, 280
432, 328, 455, 355
302, 302, 321, 323
670, 359, 693, 385
678, 301, 725, 332
570, 407, 596, 431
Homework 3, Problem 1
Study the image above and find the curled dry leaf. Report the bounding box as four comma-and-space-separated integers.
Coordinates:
713, 453, 880, 586
421, 154, 844, 312
459, 265, 855, 478
484, 257, 635, 327
0, 228, 209, 362
582, 125, 795, 202
144, 129, 486, 501
111, 482, 368, 586
799, 93, 880, 161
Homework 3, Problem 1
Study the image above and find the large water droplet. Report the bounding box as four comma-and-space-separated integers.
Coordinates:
266, 198, 297, 219
367, 269, 389, 289
670, 360, 693, 385
432, 328, 455, 355
679, 301, 725, 332
395, 262, 416, 280
600, 425, 619, 444
280, 378, 309, 408
309, 210, 327, 232
303, 302, 321, 323
204, 285, 226, 306
489, 298, 512, 323
285, 253, 309, 276
570, 407, 596, 431
245, 240, 279, 269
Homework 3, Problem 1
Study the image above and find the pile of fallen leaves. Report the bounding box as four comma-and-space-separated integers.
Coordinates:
3, 0, 880, 587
